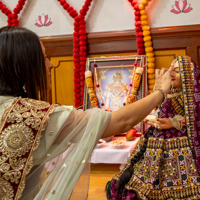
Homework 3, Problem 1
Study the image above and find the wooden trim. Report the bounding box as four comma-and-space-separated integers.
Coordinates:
40, 24, 200, 65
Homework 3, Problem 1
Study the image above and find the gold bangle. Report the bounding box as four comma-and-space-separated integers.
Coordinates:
151, 88, 167, 106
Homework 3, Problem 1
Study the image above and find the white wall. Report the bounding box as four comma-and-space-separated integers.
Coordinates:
0, 0, 199, 37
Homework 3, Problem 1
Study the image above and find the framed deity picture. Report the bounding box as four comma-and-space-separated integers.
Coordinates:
84, 55, 148, 132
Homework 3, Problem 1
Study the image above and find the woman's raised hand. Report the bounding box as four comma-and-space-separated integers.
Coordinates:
154, 66, 173, 94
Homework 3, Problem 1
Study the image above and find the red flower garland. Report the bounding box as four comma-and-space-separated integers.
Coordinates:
0, 0, 27, 26
127, 0, 145, 55
57, 0, 93, 108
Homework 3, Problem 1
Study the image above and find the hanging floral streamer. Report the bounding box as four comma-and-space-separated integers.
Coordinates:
128, 0, 145, 55
57, 0, 93, 108
127, 0, 155, 94
85, 70, 99, 108
125, 60, 146, 105
0, 0, 27, 26
124, 62, 137, 105
139, 0, 155, 93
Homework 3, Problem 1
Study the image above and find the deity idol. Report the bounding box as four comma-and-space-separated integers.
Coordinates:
103, 70, 128, 111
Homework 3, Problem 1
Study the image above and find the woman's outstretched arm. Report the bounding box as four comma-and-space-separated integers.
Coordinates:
102, 67, 172, 138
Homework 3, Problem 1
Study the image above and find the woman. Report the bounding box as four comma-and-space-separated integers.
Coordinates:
0, 26, 171, 200
107, 56, 200, 200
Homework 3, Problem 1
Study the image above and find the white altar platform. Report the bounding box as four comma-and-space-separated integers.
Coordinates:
91, 136, 140, 164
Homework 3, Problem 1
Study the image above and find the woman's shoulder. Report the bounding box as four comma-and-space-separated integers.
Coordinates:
21, 98, 75, 119
53, 104, 74, 114
0, 95, 75, 118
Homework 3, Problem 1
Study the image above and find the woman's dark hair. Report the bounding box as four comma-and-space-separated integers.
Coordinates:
0, 26, 47, 100
116, 129, 153, 199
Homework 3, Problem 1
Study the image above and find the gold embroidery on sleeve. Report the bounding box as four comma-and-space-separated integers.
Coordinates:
0, 97, 54, 200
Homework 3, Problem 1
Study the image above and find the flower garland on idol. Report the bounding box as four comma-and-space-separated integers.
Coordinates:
0, 0, 27, 26
126, 62, 145, 105
57, 0, 93, 108
127, 0, 155, 94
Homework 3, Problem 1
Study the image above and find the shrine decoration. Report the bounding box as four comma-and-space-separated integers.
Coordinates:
35, 13, 53, 27
85, 70, 99, 108
57, 0, 93, 108
94, 64, 106, 109
127, 0, 145, 55
0, 0, 27, 26
125, 60, 145, 105
171, 0, 193, 14
85, 65, 118, 111
139, 0, 155, 94
125, 62, 137, 105
127, 0, 155, 94
85, 58, 146, 110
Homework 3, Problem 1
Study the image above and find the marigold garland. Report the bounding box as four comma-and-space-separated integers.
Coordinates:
57, 0, 155, 106
128, 0, 155, 94
85, 70, 99, 108
57, 0, 93, 108
139, 0, 155, 94
0, 0, 27, 26
126, 64, 144, 105
128, 0, 145, 55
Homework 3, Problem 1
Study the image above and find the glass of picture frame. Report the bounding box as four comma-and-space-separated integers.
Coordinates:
83, 55, 148, 132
